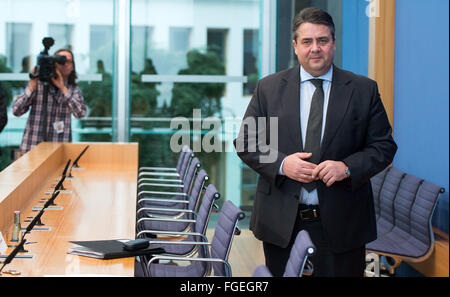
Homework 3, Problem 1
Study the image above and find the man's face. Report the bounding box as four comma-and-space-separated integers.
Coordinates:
55, 51, 74, 80
292, 22, 335, 77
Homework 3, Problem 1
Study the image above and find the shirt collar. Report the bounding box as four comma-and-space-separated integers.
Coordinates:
300, 64, 333, 83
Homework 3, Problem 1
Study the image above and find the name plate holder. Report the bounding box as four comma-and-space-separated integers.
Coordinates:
45, 190, 72, 195
71, 167, 86, 171
0, 254, 34, 260
21, 226, 51, 231
55, 177, 78, 181
32, 206, 63, 211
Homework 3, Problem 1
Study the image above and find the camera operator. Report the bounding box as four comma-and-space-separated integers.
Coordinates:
12, 48, 86, 154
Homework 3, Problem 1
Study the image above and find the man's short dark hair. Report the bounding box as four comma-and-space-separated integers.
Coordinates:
292, 7, 335, 41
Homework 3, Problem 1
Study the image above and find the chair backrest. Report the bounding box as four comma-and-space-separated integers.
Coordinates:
185, 169, 209, 218
146, 200, 244, 278
172, 145, 191, 172
178, 152, 195, 182
371, 166, 390, 219
209, 200, 245, 276
409, 181, 444, 255
181, 157, 200, 195
283, 230, 316, 277
252, 265, 272, 277
376, 167, 405, 235
138, 171, 210, 258
165, 184, 221, 260
175, 151, 187, 173
391, 174, 423, 237
191, 184, 221, 236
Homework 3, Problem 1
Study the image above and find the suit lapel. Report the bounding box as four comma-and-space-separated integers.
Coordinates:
280, 65, 302, 151
320, 66, 354, 157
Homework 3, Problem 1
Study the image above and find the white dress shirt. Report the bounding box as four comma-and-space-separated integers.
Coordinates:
279, 65, 333, 205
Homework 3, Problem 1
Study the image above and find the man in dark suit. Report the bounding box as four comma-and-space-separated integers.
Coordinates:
234, 8, 397, 277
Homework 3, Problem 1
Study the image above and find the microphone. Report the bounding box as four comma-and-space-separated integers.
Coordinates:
54, 175, 66, 193
62, 159, 71, 177
25, 209, 45, 235
17, 206, 46, 254
1, 194, 62, 266
68, 145, 89, 178
20, 191, 60, 252
35, 191, 60, 227
48, 176, 65, 206
0, 237, 27, 275
43, 190, 61, 211
59, 159, 71, 190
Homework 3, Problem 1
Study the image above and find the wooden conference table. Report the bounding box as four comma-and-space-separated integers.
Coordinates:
0, 142, 138, 276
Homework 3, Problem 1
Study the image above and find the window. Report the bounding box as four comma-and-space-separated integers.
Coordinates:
89, 25, 114, 73
6, 23, 32, 73
170, 27, 191, 52
207, 29, 228, 68
0, 0, 116, 171
48, 24, 74, 52
131, 26, 154, 74
129, 0, 261, 220
1, 0, 264, 220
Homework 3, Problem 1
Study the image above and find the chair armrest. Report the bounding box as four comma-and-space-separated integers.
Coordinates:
141, 231, 206, 239
139, 183, 184, 188
302, 259, 314, 276
139, 172, 180, 178
139, 166, 177, 172
137, 190, 188, 198
138, 177, 183, 184
235, 226, 242, 236
137, 207, 193, 216
147, 255, 232, 277
148, 240, 210, 246
137, 217, 196, 224
137, 229, 204, 239
137, 197, 189, 205
212, 203, 219, 213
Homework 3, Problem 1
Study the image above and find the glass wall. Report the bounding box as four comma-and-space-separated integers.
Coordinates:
0, 0, 370, 223
0, 0, 115, 170
275, 0, 369, 76
129, 0, 261, 215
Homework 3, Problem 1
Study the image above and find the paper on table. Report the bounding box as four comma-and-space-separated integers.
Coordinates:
67, 239, 164, 260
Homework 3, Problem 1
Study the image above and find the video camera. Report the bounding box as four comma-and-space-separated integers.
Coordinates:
29, 37, 67, 83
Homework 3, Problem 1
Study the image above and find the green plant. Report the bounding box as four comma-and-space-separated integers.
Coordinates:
170, 49, 225, 118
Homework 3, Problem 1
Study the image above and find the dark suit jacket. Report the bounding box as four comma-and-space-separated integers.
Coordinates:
234, 65, 397, 253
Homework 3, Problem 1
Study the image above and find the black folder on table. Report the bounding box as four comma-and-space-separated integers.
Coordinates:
68, 239, 165, 260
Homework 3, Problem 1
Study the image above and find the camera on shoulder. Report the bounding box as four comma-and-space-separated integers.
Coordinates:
29, 37, 67, 83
